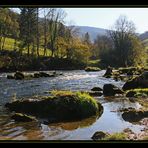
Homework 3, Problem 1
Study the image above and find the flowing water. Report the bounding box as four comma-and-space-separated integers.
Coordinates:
0, 70, 145, 140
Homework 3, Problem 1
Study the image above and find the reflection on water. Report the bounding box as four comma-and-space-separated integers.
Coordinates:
49, 115, 99, 131
0, 70, 145, 140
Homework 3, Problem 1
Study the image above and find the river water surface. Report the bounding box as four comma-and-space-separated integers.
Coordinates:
0, 70, 144, 140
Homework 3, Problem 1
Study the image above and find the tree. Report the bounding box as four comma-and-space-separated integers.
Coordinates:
83, 32, 91, 45
93, 35, 113, 67
46, 8, 66, 57
19, 8, 38, 56
108, 15, 146, 67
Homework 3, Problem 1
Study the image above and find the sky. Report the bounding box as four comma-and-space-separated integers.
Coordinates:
63, 8, 148, 34
12, 8, 148, 34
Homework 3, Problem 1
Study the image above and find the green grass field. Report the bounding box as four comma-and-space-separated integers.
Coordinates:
3, 37, 51, 56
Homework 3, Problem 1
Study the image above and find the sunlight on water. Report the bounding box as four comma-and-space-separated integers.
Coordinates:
0, 70, 145, 140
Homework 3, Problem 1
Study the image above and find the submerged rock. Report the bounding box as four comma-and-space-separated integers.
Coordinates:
5, 91, 103, 123
103, 84, 124, 96
11, 113, 36, 122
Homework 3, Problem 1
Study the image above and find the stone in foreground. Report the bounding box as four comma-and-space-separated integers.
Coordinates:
5, 91, 103, 123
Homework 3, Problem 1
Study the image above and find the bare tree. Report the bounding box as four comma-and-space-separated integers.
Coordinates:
108, 15, 138, 67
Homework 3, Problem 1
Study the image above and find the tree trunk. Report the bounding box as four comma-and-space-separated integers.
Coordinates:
36, 8, 40, 57
13, 39, 17, 51
27, 43, 30, 56
43, 10, 47, 56
2, 36, 6, 50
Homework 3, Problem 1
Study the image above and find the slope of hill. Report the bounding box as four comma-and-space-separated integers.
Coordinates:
75, 26, 108, 42
139, 31, 148, 41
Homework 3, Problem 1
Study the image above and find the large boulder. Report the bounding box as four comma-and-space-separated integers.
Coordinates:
5, 91, 103, 123
123, 71, 148, 91
103, 84, 124, 96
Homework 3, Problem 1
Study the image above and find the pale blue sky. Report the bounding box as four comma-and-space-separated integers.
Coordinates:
12, 8, 148, 33
63, 8, 148, 33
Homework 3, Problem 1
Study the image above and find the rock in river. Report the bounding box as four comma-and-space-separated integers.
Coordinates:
11, 113, 36, 122
103, 84, 124, 96
123, 71, 148, 91
91, 131, 109, 140
91, 87, 103, 92
5, 91, 103, 123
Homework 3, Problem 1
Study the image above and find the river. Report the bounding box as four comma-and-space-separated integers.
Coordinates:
0, 70, 144, 140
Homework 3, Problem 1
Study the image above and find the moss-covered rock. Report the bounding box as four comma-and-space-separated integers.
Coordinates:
123, 71, 148, 90
5, 91, 103, 123
85, 67, 101, 72
126, 89, 148, 98
11, 113, 36, 122
122, 109, 148, 122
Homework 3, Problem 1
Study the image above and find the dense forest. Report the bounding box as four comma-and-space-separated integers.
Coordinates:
0, 8, 147, 72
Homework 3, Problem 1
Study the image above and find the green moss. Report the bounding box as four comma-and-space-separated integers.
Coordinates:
85, 67, 101, 72
103, 132, 127, 140
126, 88, 148, 97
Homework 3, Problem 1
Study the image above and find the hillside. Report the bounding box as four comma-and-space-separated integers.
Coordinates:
139, 31, 148, 41
75, 26, 108, 42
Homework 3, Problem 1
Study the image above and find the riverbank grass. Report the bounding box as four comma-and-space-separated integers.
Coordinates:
103, 132, 127, 140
